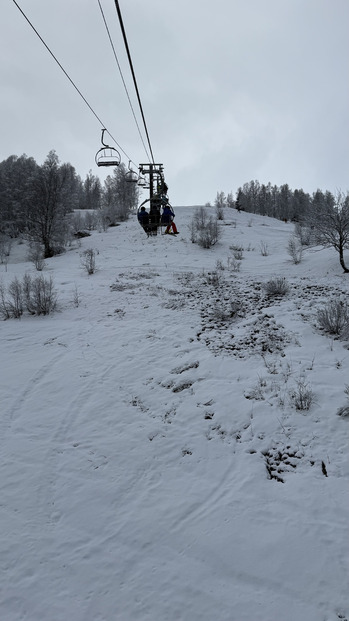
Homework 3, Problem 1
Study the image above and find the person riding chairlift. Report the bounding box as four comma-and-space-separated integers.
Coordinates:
138, 206, 150, 233
161, 205, 178, 235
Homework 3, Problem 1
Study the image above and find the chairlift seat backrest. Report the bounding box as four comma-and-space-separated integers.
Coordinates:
125, 170, 138, 183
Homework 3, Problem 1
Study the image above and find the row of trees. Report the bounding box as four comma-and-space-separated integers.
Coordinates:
214, 181, 337, 223
0, 151, 138, 257
214, 181, 349, 273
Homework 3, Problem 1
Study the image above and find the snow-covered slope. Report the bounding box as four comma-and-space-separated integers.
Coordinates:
1, 208, 348, 621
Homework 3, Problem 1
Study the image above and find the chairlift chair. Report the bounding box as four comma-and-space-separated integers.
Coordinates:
95, 129, 121, 168
125, 160, 139, 183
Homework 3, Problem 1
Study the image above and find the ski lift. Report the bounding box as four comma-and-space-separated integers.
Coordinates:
137, 201, 160, 236
136, 163, 170, 236
95, 129, 121, 168
125, 160, 139, 183
137, 174, 147, 188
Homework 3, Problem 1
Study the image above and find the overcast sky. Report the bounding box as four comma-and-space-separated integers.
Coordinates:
1, 0, 348, 205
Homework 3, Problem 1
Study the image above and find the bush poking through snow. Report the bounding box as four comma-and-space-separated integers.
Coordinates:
337, 404, 349, 418
81, 248, 97, 275
0, 274, 57, 318
263, 277, 290, 298
337, 384, 349, 417
259, 240, 269, 256
317, 298, 349, 338
287, 236, 303, 264
227, 256, 241, 272
190, 207, 220, 248
294, 222, 313, 246
72, 284, 81, 308
25, 274, 57, 315
198, 219, 220, 248
202, 270, 225, 288
0, 282, 10, 319
0, 278, 23, 318
230, 245, 244, 260
7, 277, 23, 318
289, 378, 315, 411
209, 298, 244, 324
27, 243, 45, 271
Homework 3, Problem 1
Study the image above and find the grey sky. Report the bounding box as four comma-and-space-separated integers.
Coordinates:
1, 0, 348, 205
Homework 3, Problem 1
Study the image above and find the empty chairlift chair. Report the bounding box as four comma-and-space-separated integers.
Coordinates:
95, 129, 121, 168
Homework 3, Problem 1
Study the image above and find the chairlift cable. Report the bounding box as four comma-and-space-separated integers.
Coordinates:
97, 0, 151, 163
11, 0, 137, 168
113, 0, 156, 165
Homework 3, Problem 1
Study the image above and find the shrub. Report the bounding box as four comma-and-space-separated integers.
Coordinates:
30, 275, 57, 315
259, 240, 269, 256
263, 277, 290, 298
294, 222, 313, 246
209, 298, 244, 323
289, 378, 315, 411
190, 207, 221, 248
84, 211, 99, 231
7, 277, 23, 318
337, 384, 349, 417
189, 218, 197, 243
227, 256, 241, 272
198, 219, 220, 248
72, 284, 81, 308
216, 204, 224, 221
22, 272, 34, 314
0, 274, 57, 318
230, 244, 244, 260
317, 298, 349, 337
27, 243, 45, 271
202, 270, 224, 288
81, 248, 97, 274
0, 282, 11, 319
287, 236, 303, 264
70, 211, 98, 235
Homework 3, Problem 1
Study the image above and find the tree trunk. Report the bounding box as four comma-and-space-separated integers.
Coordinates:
43, 238, 54, 258
339, 244, 349, 273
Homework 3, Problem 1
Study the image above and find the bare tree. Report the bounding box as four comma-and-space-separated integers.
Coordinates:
25, 151, 74, 257
102, 163, 139, 225
0, 154, 38, 236
214, 191, 226, 220
305, 191, 349, 272
81, 170, 102, 210
190, 207, 220, 248
287, 236, 303, 264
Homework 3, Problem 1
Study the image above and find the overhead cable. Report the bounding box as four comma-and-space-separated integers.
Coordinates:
11, 0, 137, 167
97, 0, 151, 163
113, 0, 156, 165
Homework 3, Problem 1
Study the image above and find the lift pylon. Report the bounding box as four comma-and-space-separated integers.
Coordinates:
138, 163, 168, 235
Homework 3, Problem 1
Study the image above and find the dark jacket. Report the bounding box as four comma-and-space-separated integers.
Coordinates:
138, 209, 149, 225
161, 206, 175, 225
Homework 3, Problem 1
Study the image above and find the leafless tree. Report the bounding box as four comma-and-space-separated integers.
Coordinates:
102, 163, 139, 225
190, 207, 221, 248
305, 191, 349, 272
25, 151, 75, 257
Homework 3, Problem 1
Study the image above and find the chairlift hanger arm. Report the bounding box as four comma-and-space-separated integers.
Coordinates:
101, 128, 110, 148
95, 129, 121, 167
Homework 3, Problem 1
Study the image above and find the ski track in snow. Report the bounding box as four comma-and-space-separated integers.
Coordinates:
0, 209, 348, 621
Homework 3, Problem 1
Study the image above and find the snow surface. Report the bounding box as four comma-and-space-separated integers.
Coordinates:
1, 208, 348, 621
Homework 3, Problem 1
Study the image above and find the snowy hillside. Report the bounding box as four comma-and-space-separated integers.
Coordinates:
1, 207, 348, 621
